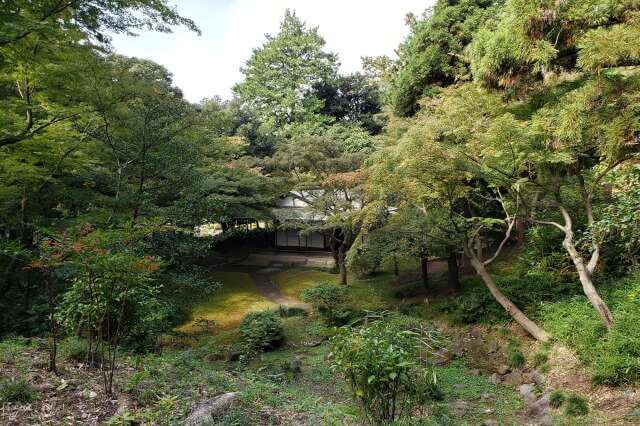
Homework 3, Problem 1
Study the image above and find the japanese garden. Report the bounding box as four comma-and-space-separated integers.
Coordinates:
1, 0, 639, 424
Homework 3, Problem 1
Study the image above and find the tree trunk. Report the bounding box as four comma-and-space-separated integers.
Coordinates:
563, 237, 614, 330
516, 219, 527, 248
447, 250, 460, 291
338, 244, 347, 286
393, 252, 399, 277
470, 259, 549, 342
421, 257, 429, 293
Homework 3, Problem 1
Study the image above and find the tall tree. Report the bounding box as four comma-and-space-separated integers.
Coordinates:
233, 9, 339, 129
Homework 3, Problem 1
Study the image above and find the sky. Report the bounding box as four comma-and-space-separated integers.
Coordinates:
109, 0, 435, 103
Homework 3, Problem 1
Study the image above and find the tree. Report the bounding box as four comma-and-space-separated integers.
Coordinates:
270, 124, 375, 285
468, 0, 640, 330
0, 0, 198, 47
391, 0, 497, 117
366, 84, 549, 341
313, 72, 385, 135
233, 9, 339, 129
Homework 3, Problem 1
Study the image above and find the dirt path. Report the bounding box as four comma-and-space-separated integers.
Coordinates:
215, 265, 310, 310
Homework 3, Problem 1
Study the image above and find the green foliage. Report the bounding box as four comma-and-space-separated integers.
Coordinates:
564, 394, 589, 416
391, 0, 497, 116
505, 339, 525, 368
0, 378, 37, 403
541, 273, 640, 385
233, 9, 338, 128
239, 311, 285, 352
549, 390, 566, 408
330, 319, 438, 425
302, 281, 351, 325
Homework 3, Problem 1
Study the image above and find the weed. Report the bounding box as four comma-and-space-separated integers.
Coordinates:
506, 339, 526, 368
549, 390, 565, 408
0, 378, 37, 403
564, 394, 589, 416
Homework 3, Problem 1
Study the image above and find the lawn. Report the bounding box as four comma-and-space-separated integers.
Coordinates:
177, 271, 277, 333
272, 268, 407, 310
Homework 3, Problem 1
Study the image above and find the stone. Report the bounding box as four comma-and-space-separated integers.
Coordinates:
519, 384, 537, 402
481, 393, 495, 402
521, 393, 551, 426
487, 340, 499, 353
184, 392, 240, 426
489, 373, 502, 385
469, 368, 481, 376
88, 390, 97, 399
631, 408, 640, 417
433, 348, 454, 366
496, 364, 510, 375
227, 352, 243, 362
448, 342, 465, 357
504, 371, 523, 386
449, 400, 468, 418
483, 420, 499, 426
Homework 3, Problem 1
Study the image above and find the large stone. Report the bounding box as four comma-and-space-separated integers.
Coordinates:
449, 400, 468, 418
489, 373, 502, 385
504, 371, 523, 386
448, 342, 465, 357
487, 340, 499, 353
496, 364, 510, 375
184, 392, 240, 426
519, 384, 537, 402
521, 393, 551, 426
483, 420, 499, 426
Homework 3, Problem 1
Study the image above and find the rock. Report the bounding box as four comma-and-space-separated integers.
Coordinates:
631, 408, 640, 417
497, 364, 510, 375
527, 371, 545, 385
519, 384, 537, 402
227, 352, 243, 362
433, 348, 454, 366
521, 393, 551, 426
484, 420, 499, 426
449, 400, 468, 418
489, 373, 502, 385
487, 340, 499, 353
204, 352, 224, 362
447, 342, 465, 357
88, 390, 98, 399
184, 392, 240, 426
504, 371, 523, 386
481, 393, 495, 402
469, 368, 481, 376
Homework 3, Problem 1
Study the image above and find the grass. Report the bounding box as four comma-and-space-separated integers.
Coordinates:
177, 272, 277, 333
273, 267, 402, 310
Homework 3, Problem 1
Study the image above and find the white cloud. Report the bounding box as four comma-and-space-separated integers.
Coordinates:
110, 0, 434, 102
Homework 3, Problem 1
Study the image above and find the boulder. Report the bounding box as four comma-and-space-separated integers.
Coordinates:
489, 373, 502, 385
447, 342, 465, 357
519, 384, 537, 402
184, 392, 240, 426
504, 371, 524, 386
496, 364, 510, 375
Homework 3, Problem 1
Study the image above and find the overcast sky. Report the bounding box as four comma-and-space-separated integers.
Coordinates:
109, 0, 434, 102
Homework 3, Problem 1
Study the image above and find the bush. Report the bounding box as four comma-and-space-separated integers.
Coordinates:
506, 339, 526, 368
564, 394, 589, 416
0, 378, 36, 403
302, 282, 351, 325
239, 311, 284, 352
331, 319, 438, 425
277, 306, 307, 318
61, 337, 104, 365
549, 390, 565, 408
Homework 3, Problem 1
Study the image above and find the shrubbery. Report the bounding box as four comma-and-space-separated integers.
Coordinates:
302, 281, 353, 325
330, 315, 439, 425
0, 378, 37, 403
239, 311, 284, 352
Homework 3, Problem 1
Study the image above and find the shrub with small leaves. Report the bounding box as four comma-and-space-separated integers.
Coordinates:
506, 339, 526, 368
565, 393, 589, 416
239, 311, 284, 352
549, 390, 565, 408
330, 318, 438, 425
0, 378, 37, 403
302, 281, 350, 325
